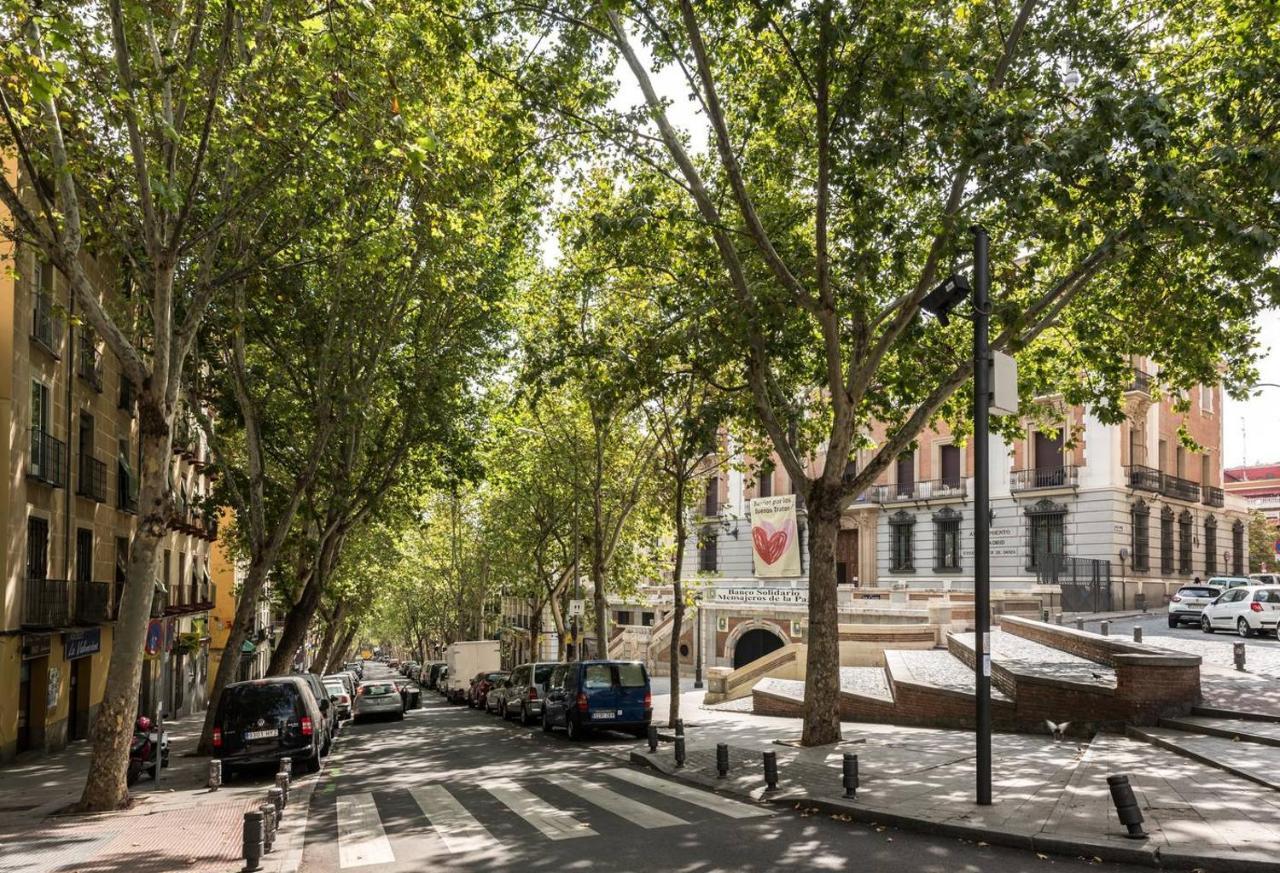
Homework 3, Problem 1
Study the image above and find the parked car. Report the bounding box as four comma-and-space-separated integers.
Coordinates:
1207, 576, 1252, 590
541, 660, 651, 740
1250, 573, 1280, 586
436, 667, 449, 695
500, 662, 558, 725
343, 661, 364, 679
470, 671, 507, 708
485, 679, 508, 714
324, 672, 357, 699
212, 677, 326, 777
1201, 586, 1280, 637
1167, 583, 1224, 627
354, 680, 404, 721
323, 680, 352, 720
393, 678, 421, 710
425, 662, 446, 690
293, 673, 338, 750
388, 659, 400, 669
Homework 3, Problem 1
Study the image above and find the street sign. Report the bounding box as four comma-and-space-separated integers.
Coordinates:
568, 599, 585, 617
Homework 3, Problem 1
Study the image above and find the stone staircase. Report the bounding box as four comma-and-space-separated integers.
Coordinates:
1126, 712, 1280, 792
753, 615, 1203, 735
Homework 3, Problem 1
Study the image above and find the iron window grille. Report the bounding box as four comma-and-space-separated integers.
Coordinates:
933, 508, 961, 571
1178, 510, 1193, 574
1131, 500, 1150, 571
889, 510, 915, 572
1025, 498, 1066, 570
1160, 507, 1175, 575
1232, 521, 1244, 576
1204, 516, 1217, 575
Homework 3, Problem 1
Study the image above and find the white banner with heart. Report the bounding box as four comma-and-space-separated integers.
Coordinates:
749, 495, 802, 578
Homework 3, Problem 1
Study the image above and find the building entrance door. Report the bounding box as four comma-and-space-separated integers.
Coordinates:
67, 659, 82, 741
733, 628, 785, 668
17, 662, 32, 752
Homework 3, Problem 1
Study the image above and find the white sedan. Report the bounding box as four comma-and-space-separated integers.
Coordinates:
1200, 586, 1280, 637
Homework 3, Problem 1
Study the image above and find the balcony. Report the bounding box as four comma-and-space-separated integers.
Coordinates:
1010, 465, 1078, 492
31, 293, 62, 357
874, 478, 968, 502
1202, 485, 1225, 507
77, 342, 103, 392
28, 427, 68, 487
22, 578, 71, 627
1125, 368, 1153, 394
74, 580, 113, 624
1127, 464, 1163, 493
1162, 473, 1200, 502
77, 454, 107, 502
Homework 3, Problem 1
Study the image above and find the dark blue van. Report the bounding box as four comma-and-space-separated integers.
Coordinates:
541, 660, 651, 740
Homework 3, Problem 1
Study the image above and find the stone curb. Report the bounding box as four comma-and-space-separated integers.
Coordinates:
628, 750, 1279, 873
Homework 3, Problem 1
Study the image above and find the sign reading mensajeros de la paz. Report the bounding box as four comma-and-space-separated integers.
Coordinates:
706, 587, 808, 606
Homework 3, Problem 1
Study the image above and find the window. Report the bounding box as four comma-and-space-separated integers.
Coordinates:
1200, 384, 1214, 413
1033, 430, 1064, 471
79, 411, 94, 464
641, 611, 654, 626
27, 516, 49, 581
895, 451, 915, 497
119, 377, 136, 413
1176, 445, 1186, 479
1026, 500, 1066, 570
1232, 521, 1244, 576
933, 508, 961, 571
939, 445, 961, 489
115, 536, 129, 615
178, 553, 187, 605
889, 511, 915, 572
698, 527, 717, 573
583, 664, 613, 689
162, 549, 172, 604
1131, 500, 1150, 571
1178, 511, 1193, 574
1204, 517, 1217, 575
704, 476, 720, 517
31, 260, 59, 352
615, 610, 632, 626
1160, 507, 1175, 574
30, 381, 52, 480
1157, 438, 1168, 473
758, 462, 773, 497
76, 528, 94, 583
617, 663, 647, 687
1201, 454, 1210, 486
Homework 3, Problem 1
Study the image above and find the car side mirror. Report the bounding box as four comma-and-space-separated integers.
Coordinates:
319, 698, 331, 712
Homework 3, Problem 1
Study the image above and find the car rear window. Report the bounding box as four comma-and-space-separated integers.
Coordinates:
1255, 589, 1280, 603
486, 672, 507, 682
323, 683, 345, 697
1178, 587, 1219, 598
362, 683, 395, 696
534, 665, 554, 684
583, 664, 613, 689
617, 663, 647, 687
220, 683, 300, 728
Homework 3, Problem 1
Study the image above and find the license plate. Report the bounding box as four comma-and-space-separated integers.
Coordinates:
245, 729, 277, 740
591, 710, 620, 720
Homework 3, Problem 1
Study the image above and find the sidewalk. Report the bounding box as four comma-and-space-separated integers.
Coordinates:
631, 687, 1280, 871
0, 714, 316, 873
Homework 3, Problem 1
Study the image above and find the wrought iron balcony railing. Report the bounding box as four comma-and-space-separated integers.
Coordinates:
1010, 465, 1078, 491
23, 578, 71, 628
28, 427, 67, 487
1126, 464, 1163, 493
74, 580, 113, 624
1162, 473, 1200, 502
1201, 485, 1225, 507
77, 454, 107, 502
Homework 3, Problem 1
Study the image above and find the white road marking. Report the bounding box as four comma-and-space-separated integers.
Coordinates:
603, 768, 771, 819
336, 792, 395, 869
483, 778, 598, 840
410, 785, 496, 855
559, 773, 687, 829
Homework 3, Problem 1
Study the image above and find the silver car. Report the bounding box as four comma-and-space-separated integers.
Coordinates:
353, 681, 404, 722
500, 662, 558, 726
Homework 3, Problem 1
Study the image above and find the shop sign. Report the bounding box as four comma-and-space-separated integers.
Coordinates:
707, 586, 809, 606
22, 634, 52, 660
64, 628, 102, 660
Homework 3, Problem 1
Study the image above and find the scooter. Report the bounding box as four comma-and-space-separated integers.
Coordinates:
126, 716, 169, 785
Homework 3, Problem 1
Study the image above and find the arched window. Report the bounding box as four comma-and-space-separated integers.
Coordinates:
1160, 506, 1174, 574
1178, 510, 1193, 574
889, 510, 915, 572
1204, 516, 1218, 575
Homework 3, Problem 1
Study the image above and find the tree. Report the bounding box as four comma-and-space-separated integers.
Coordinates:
523, 0, 1280, 744
0, 0, 356, 806
1249, 510, 1276, 573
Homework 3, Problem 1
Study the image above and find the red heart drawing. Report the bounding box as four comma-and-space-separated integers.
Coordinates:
753, 525, 789, 565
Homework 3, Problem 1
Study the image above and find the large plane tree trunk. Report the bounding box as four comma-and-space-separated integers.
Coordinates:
800, 482, 842, 746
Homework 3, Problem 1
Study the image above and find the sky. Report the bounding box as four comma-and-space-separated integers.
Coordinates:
589, 55, 1280, 468
1223, 309, 1280, 467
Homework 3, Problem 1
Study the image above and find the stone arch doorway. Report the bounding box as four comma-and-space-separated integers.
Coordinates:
733, 628, 786, 669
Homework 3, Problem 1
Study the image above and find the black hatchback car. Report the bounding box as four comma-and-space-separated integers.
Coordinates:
212, 677, 326, 777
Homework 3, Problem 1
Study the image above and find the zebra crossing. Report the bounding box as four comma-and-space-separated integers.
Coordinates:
326, 768, 771, 868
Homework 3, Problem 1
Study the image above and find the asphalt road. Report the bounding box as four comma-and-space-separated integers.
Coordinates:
294, 663, 1153, 873
1080, 610, 1280, 650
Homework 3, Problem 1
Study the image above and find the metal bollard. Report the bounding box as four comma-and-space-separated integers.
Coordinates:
1100, 620, 1110, 637
675, 719, 684, 737
716, 743, 730, 778
1076, 618, 1085, 630
842, 753, 859, 798
647, 724, 659, 753
674, 736, 686, 768
1106, 774, 1148, 839
1133, 626, 1143, 643
1234, 642, 1246, 672
242, 809, 265, 871
268, 787, 285, 822
1041, 608, 1050, 622
278, 757, 292, 778
208, 759, 222, 790
260, 803, 276, 854
275, 772, 290, 807
762, 750, 779, 792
